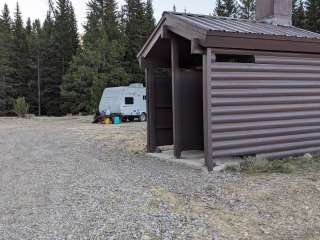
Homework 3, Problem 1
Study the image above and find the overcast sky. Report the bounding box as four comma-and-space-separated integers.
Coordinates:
0, 0, 215, 32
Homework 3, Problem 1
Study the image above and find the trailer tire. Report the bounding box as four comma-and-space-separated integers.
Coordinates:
139, 113, 147, 122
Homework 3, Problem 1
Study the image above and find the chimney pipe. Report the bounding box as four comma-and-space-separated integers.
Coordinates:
256, 0, 292, 26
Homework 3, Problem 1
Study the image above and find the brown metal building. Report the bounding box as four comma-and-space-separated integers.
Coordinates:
138, 0, 320, 171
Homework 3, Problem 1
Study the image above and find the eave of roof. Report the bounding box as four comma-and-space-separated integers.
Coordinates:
170, 12, 320, 40
137, 16, 166, 60
138, 12, 320, 61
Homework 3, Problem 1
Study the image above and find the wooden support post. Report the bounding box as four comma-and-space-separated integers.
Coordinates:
171, 37, 182, 159
203, 49, 215, 171
146, 67, 157, 152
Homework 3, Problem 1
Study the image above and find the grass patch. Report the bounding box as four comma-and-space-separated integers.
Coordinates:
224, 164, 241, 173
240, 158, 295, 174
225, 155, 320, 174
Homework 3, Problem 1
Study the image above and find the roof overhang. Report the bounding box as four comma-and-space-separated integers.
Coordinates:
204, 30, 320, 54
138, 12, 320, 66
137, 17, 166, 61
137, 13, 208, 65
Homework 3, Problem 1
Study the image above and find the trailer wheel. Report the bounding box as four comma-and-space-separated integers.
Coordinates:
139, 113, 147, 122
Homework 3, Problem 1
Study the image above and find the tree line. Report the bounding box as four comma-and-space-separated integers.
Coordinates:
0, 0, 155, 116
1, 0, 320, 116
215, 0, 320, 34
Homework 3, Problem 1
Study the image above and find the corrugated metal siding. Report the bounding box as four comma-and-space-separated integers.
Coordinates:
170, 12, 320, 39
210, 50, 320, 160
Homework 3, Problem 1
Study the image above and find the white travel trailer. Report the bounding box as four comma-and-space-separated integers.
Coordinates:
99, 83, 147, 121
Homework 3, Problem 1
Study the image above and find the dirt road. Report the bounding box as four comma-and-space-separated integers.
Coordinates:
0, 117, 319, 239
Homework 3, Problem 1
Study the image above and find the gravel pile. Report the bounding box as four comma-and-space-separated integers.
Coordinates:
0, 117, 320, 240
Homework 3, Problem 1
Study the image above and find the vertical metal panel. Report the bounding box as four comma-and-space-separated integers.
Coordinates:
210, 52, 320, 161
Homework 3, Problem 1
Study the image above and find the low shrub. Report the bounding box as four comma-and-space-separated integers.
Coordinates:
13, 97, 30, 118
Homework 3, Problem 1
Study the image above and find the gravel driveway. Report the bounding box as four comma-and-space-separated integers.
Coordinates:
1, 117, 320, 240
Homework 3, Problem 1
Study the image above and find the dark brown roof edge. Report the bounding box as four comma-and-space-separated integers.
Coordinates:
138, 12, 320, 61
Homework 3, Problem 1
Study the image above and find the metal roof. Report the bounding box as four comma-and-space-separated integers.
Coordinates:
138, 12, 320, 61
167, 12, 320, 40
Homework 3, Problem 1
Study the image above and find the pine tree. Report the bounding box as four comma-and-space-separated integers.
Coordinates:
215, 0, 225, 16
26, 18, 32, 35
68, 4, 79, 55
0, 24, 5, 111
0, 4, 14, 112
62, 0, 129, 113
27, 19, 42, 113
293, 0, 306, 28
306, 0, 320, 32
39, 12, 62, 115
305, 0, 320, 32
84, 0, 120, 47
61, 48, 101, 113
54, 0, 79, 76
214, 0, 238, 17
225, 0, 238, 17
122, 0, 144, 84
122, 0, 155, 84
11, 3, 32, 103
239, 0, 255, 19
144, 0, 156, 34
45, 14, 62, 116
37, 0, 79, 115
1, 3, 11, 27
102, 0, 119, 38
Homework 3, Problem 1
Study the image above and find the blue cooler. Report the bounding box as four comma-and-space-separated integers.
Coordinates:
113, 116, 121, 125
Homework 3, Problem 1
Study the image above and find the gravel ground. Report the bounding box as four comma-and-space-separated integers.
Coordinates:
0, 116, 320, 240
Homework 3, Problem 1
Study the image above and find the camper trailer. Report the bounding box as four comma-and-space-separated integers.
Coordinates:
99, 83, 147, 122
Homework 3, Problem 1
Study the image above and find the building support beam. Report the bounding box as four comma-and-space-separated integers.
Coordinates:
191, 38, 204, 54
203, 48, 215, 171
161, 25, 171, 39
171, 37, 182, 158
146, 67, 157, 153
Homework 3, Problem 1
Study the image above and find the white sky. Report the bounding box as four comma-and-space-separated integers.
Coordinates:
0, 0, 215, 32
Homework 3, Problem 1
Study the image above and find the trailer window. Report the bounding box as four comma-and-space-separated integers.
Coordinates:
125, 97, 134, 105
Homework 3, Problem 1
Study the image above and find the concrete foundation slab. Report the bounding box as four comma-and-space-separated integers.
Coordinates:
147, 149, 243, 172
148, 150, 206, 170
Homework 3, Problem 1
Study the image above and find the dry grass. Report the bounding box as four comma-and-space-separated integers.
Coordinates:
148, 179, 320, 240
225, 156, 320, 175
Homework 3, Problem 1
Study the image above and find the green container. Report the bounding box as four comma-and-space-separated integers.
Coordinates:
113, 116, 121, 125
